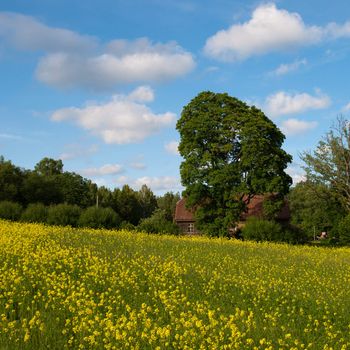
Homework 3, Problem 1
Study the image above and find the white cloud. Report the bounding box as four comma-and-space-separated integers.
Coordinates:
51, 86, 175, 144
0, 12, 96, 52
0, 13, 195, 89
286, 165, 306, 185
280, 118, 318, 136
133, 176, 182, 191
128, 86, 154, 103
81, 164, 124, 177
272, 59, 307, 76
265, 90, 331, 118
165, 141, 179, 155
59, 144, 98, 160
36, 38, 195, 89
343, 102, 350, 112
115, 175, 182, 192
204, 3, 350, 62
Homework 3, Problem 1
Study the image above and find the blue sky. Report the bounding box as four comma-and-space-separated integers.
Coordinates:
1, 0, 350, 193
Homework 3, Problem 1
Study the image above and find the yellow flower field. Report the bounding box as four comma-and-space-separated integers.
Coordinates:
0, 220, 349, 349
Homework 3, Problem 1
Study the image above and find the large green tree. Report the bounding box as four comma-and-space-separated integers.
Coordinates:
176, 91, 292, 236
301, 116, 350, 211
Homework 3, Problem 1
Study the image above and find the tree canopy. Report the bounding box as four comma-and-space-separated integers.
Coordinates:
301, 116, 350, 211
176, 91, 292, 236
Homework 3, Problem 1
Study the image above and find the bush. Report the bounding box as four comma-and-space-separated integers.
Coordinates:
78, 206, 121, 229
241, 217, 283, 242
0, 201, 22, 221
138, 209, 180, 235
47, 204, 82, 227
21, 203, 48, 223
334, 214, 350, 245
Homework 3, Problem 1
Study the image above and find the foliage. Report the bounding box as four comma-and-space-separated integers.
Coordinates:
176, 91, 292, 236
47, 204, 82, 227
333, 213, 350, 244
157, 191, 181, 221
78, 206, 121, 229
241, 217, 283, 242
20, 203, 48, 223
21, 171, 62, 205
1, 220, 350, 349
138, 184, 158, 219
56, 172, 93, 208
138, 209, 180, 235
0, 201, 22, 221
301, 116, 350, 211
288, 181, 345, 239
114, 185, 143, 225
0, 156, 24, 202
34, 157, 63, 176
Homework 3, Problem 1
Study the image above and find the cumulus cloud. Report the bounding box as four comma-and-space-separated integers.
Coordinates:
280, 118, 318, 136
36, 41, 195, 89
165, 141, 179, 155
204, 3, 350, 61
265, 90, 331, 118
272, 59, 307, 76
0, 13, 195, 89
81, 164, 124, 177
51, 86, 175, 144
0, 12, 96, 52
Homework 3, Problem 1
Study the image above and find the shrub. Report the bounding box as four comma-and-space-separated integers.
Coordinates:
0, 201, 22, 221
138, 209, 180, 235
78, 206, 121, 229
334, 214, 350, 245
21, 203, 48, 223
241, 217, 283, 242
47, 204, 82, 227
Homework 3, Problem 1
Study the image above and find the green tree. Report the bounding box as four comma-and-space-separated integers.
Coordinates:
301, 116, 350, 211
57, 172, 92, 208
34, 158, 63, 176
0, 156, 24, 203
288, 181, 345, 239
0, 201, 23, 221
21, 203, 48, 223
157, 192, 181, 221
78, 206, 121, 229
176, 91, 292, 236
113, 185, 142, 225
21, 171, 62, 205
138, 209, 180, 235
138, 184, 158, 219
47, 204, 82, 227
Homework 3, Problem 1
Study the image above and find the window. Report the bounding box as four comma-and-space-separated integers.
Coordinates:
187, 223, 195, 234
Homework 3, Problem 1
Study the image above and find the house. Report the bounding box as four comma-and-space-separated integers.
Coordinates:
174, 195, 290, 235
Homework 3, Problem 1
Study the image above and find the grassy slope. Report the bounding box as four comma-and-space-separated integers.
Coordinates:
0, 220, 349, 349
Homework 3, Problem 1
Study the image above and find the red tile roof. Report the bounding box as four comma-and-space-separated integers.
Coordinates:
174, 198, 195, 222
174, 195, 290, 223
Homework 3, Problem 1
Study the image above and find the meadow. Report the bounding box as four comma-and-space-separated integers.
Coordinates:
0, 220, 349, 349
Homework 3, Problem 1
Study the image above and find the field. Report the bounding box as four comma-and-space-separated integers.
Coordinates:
0, 220, 349, 349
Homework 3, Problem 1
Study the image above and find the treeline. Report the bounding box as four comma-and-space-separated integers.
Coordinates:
0, 156, 180, 233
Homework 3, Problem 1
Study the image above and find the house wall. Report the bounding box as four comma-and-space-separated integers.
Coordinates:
176, 221, 200, 235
